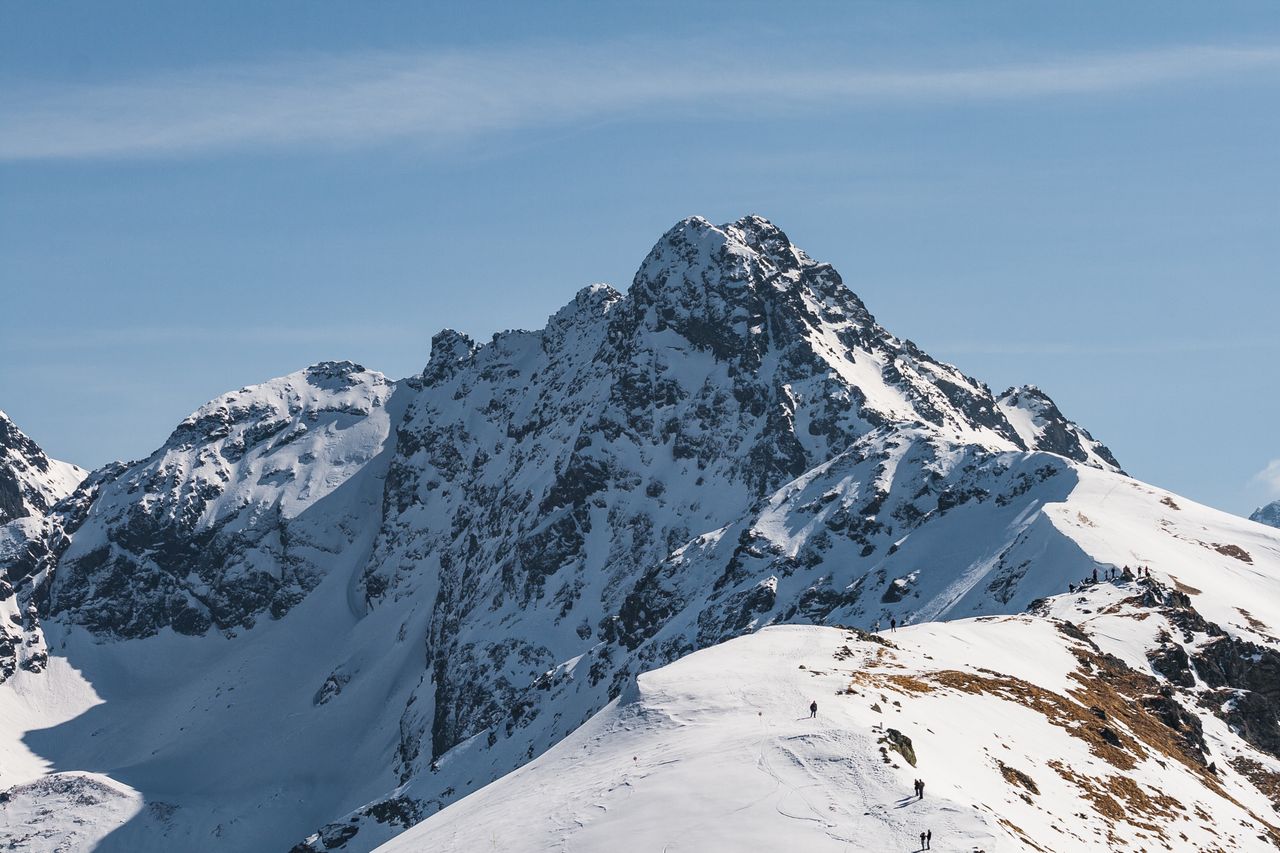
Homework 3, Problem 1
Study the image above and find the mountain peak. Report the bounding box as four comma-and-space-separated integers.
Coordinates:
551, 283, 623, 324
302, 359, 371, 390
423, 329, 479, 385
725, 213, 797, 256
627, 215, 826, 363
1251, 499, 1280, 528
997, 384, 1123, 473
634, 215, 801, 297
0, 411, 85, 523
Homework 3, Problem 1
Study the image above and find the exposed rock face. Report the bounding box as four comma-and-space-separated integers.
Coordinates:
996, 385, 1122, 473
0, 412, 84, 525
42, 362, 400, 639
0, 415, 89, 683
1142, 578, 1280, 760
1251, 500, 1280, 529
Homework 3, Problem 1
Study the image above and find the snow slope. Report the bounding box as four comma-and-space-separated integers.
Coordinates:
384, 614, 1280, 853
0, 559, 427, 852
0, 363, 425, 851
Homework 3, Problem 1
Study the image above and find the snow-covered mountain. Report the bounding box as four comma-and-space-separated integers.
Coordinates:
0, 412, 85, 684
363, 429, 1280, 852
2, 215, 1278, 852
1252, 500, 1280, 529
47, 361, 402, 638
0, 411, 84, 525
996, 384, 1122, 473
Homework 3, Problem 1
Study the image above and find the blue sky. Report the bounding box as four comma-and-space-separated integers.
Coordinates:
2, 1, 1278, 515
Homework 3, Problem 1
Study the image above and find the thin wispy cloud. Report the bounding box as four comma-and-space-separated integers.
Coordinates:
1253, 460, 1280, 498
4, 41, 1279, 160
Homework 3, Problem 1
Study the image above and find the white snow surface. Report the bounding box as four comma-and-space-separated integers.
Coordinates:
384, 618, 1279, 853
0, 547, 426, 851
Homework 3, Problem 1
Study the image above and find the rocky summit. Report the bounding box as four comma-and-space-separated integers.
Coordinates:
1252, 500, 1280, 529
2, 217, 1279, 853
0, 411, 84, 525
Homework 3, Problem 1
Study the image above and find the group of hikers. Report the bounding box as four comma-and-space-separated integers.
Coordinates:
862, 564, 1161, 634
1068, 563, 1152, 593
804, 703, 934, 848
801, 564, 1177, 851
911, 780, 931, 849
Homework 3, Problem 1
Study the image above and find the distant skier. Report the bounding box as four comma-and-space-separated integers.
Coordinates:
918, 778, 925, 799
890, 617, 897, 632
1092, 567, 1098, 583
810, 700, 818, 718
873, 620, 881, 632
920, 831, 927, 849
926, 829, 932, 848
913, 779, 921, 798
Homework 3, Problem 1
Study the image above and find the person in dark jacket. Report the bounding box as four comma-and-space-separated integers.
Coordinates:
809, 700, 818, 718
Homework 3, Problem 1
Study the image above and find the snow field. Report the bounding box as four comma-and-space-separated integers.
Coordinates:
385, 620, 1280, 852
